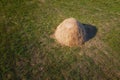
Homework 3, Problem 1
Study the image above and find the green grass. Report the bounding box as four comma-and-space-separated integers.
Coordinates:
0, 0, 120, 80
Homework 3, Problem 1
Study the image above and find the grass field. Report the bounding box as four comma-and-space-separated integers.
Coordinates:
0, 0, 120, 80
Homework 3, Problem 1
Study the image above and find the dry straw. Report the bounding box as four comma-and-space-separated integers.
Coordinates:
53, 18, 86, 47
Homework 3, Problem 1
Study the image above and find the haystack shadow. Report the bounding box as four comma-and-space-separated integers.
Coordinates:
82, 24, 97, 41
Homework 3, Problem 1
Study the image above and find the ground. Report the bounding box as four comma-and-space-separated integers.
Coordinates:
0, 0, 120, 80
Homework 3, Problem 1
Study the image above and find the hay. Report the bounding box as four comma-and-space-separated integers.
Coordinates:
54, 18, 86, 47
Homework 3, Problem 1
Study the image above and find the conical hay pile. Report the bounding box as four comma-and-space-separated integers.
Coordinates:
54, 18, 86, 47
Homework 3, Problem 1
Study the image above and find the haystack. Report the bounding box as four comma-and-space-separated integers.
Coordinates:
54, 18, 86, 47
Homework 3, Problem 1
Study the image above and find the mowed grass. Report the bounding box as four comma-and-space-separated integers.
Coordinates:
0, 0, 120, 80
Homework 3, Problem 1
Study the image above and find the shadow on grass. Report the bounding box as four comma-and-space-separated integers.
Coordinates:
82, 24, 97, 42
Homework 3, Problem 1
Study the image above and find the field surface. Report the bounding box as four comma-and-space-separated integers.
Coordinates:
0, 0, 120, 80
